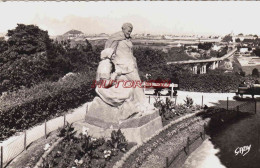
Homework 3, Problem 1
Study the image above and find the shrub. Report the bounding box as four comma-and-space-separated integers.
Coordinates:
154, 97, 199, 123
253, 48, 260, 57
239, 71, 246, 77
154, 97, 176, 121
252, 68, 259, 77
0, 24, 100, 94
184, 96, 194, 108
107, 130, 128, 152
222, 34, 233, 42
235, 38, 241, 43
178, 70, 242, 92
198, 42, 213, 50
58, 122, 76, 140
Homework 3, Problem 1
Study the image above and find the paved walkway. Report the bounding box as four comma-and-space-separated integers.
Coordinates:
183, 139, 226, 168
145, 90, 243, 109
183, 103, 260, 168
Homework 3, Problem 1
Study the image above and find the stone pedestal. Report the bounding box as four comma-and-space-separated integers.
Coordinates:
73, 97, 163, 144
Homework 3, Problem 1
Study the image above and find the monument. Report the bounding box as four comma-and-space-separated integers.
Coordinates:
74, 23, 163, 144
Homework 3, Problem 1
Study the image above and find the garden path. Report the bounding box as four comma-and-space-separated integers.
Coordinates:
139, 118, 206, 168
183, 102, 260, 168
145, 90, 245, 109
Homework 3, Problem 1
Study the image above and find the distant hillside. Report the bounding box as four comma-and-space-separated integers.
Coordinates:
0, 33, 5, 37
63, 29, 84, 36
56, 30, 85, 42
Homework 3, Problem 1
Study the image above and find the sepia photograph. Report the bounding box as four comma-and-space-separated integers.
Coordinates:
0, 1, 260, 168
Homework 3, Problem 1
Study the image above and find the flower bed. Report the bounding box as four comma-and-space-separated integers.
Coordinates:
154, 96, 202, 126
39, 123, 136, 168
0, 72, 96, 141
34, 96, 201, 168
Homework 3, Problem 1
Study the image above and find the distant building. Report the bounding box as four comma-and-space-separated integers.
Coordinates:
164, 35, 175, 40
212, 44, 221, 51
240, 48, 249, 53
232, 35, 257, 42
63, 29, 84, 40
177, 43, 182, 47
190, 45, 198, 49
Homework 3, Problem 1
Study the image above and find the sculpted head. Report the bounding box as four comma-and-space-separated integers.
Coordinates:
122, 23, 133, 39
100, 48, 114, 60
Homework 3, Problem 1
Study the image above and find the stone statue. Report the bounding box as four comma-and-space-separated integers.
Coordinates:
89, 22, 153, 122
79, 23, 162, 144
103, 23, 147, 111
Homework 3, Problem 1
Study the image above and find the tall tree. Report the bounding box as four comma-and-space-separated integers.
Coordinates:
0, 24, 70, 92
7, 24, 51, 56
222, 34, 233, 43
235, 38, 241, 42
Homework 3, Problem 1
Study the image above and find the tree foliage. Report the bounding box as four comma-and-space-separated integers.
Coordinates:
6, 24, 51, 56
198, 42, 213, 50
133, 47, 192, 83
253, 48, 260, 56
134, 47, 167, 79
0, 37, 8, 53
0, 24, 99, 94
235, 38, 241, 42
222, 34, 233, 42
209, 46, 228, 58
252, 68, 259, 78
243, 39, 254, 43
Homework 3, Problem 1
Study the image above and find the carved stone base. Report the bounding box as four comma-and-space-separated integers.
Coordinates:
74, 115, 162, 144
73, 96, 163, 144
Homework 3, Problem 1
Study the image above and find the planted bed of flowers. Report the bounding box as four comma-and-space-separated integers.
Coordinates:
154, 96, 202, 126
40, 123, 136, 168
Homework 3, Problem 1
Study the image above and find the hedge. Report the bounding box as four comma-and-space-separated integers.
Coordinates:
178, 70, 242, 93
0, 72, 96, 141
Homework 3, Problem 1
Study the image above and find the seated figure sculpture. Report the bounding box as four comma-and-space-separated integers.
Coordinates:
95, 48, 137, 119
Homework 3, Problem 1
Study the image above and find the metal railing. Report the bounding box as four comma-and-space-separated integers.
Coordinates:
165, 124, 206, 168
164, 100, 257, 168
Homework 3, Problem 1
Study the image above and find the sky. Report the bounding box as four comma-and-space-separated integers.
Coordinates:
0, 1, 260, 36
